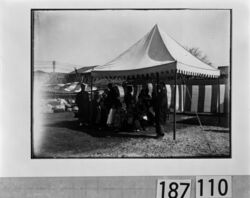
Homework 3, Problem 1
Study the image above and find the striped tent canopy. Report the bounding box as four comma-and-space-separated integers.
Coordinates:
91, 24, 220, 79
44, 82, 97, 94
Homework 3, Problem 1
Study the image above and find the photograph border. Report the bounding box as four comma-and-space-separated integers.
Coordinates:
30, 8, 232, 159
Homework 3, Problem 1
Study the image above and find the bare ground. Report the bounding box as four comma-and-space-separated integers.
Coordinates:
34, 112, 230, 158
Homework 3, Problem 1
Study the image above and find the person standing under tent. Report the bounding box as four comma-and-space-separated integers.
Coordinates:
75, 84, 90, 126
91, 91, 102, 127
111, 85, 123, 130
124, 85, 136, 130
99, 89, 109, 129
152, 82, 168, 137
106, 83, 120, 128
106, 83, 119, 111
135, 86, 152, 131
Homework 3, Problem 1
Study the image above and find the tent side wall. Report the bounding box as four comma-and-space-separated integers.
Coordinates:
131, 78, 229, 114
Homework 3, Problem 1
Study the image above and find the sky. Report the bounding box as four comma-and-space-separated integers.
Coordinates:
34, 10, 230, 73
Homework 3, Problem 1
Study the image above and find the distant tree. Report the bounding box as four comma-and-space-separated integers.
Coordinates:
186, 47, 213, 66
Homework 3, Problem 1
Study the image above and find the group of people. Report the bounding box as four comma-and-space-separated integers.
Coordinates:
75, 82, 169, 137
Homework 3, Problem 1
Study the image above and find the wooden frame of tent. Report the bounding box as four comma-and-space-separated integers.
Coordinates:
85, 24, 220, 139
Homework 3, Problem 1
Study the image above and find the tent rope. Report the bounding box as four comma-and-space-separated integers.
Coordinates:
179, 74, 204, 130
179, 73, 213, 153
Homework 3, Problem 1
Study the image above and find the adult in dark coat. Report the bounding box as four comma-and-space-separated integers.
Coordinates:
134, 87, 151, 131
124, 86, 135, 129
91, 91, 101, 125
99, 90, 109, 128
75, 84, 90, 126
106, 83, 119, 111
124, 86, 135, 110
152, 83, 168, 137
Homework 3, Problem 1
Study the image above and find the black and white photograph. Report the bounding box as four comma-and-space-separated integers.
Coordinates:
1, 0, 250, 196
32, 9, 231, 158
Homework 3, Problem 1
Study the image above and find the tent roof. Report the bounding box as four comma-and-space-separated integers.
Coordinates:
69, 66, 97, 74
92, 24, 220, 78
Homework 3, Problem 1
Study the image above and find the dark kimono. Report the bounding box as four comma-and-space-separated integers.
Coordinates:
76, 90, 90, 124
153, 89, 168, 135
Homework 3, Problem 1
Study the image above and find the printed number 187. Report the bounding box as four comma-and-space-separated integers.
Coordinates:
157, 180, 191, 198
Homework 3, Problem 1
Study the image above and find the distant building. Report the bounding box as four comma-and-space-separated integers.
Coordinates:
218, 66, 229, 78
66, 65, 98, 82
34, 70, 68, 84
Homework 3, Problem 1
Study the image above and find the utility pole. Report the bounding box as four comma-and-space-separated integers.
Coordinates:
52, 60, 56, 73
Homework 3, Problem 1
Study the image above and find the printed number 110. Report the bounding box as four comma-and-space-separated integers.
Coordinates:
196, 176, 232, 198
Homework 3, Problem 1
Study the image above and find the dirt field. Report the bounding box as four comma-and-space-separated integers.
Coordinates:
33, 112, 230, 158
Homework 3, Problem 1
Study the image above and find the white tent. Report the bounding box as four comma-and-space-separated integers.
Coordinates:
92, 24, 220, 79
89, 24, 221, 139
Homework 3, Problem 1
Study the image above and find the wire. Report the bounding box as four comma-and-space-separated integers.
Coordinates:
180, 74, 203, 130
179, 73, 213, 153
34, 60, 93, 73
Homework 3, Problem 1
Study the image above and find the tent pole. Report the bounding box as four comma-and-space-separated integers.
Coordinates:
217, 77, 221, 124
90, 76, 93, 127
156, 72, 159, 135
156, 72, 159, 101
156, 72, 159, 90
173, 69, 177, 140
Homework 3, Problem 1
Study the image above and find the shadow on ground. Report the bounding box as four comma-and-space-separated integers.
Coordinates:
34, 112, 230, 158
45, 120, 159, 138
177, 115, 230, 128
204, 129, 230, 133
44, 113, 230, 138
